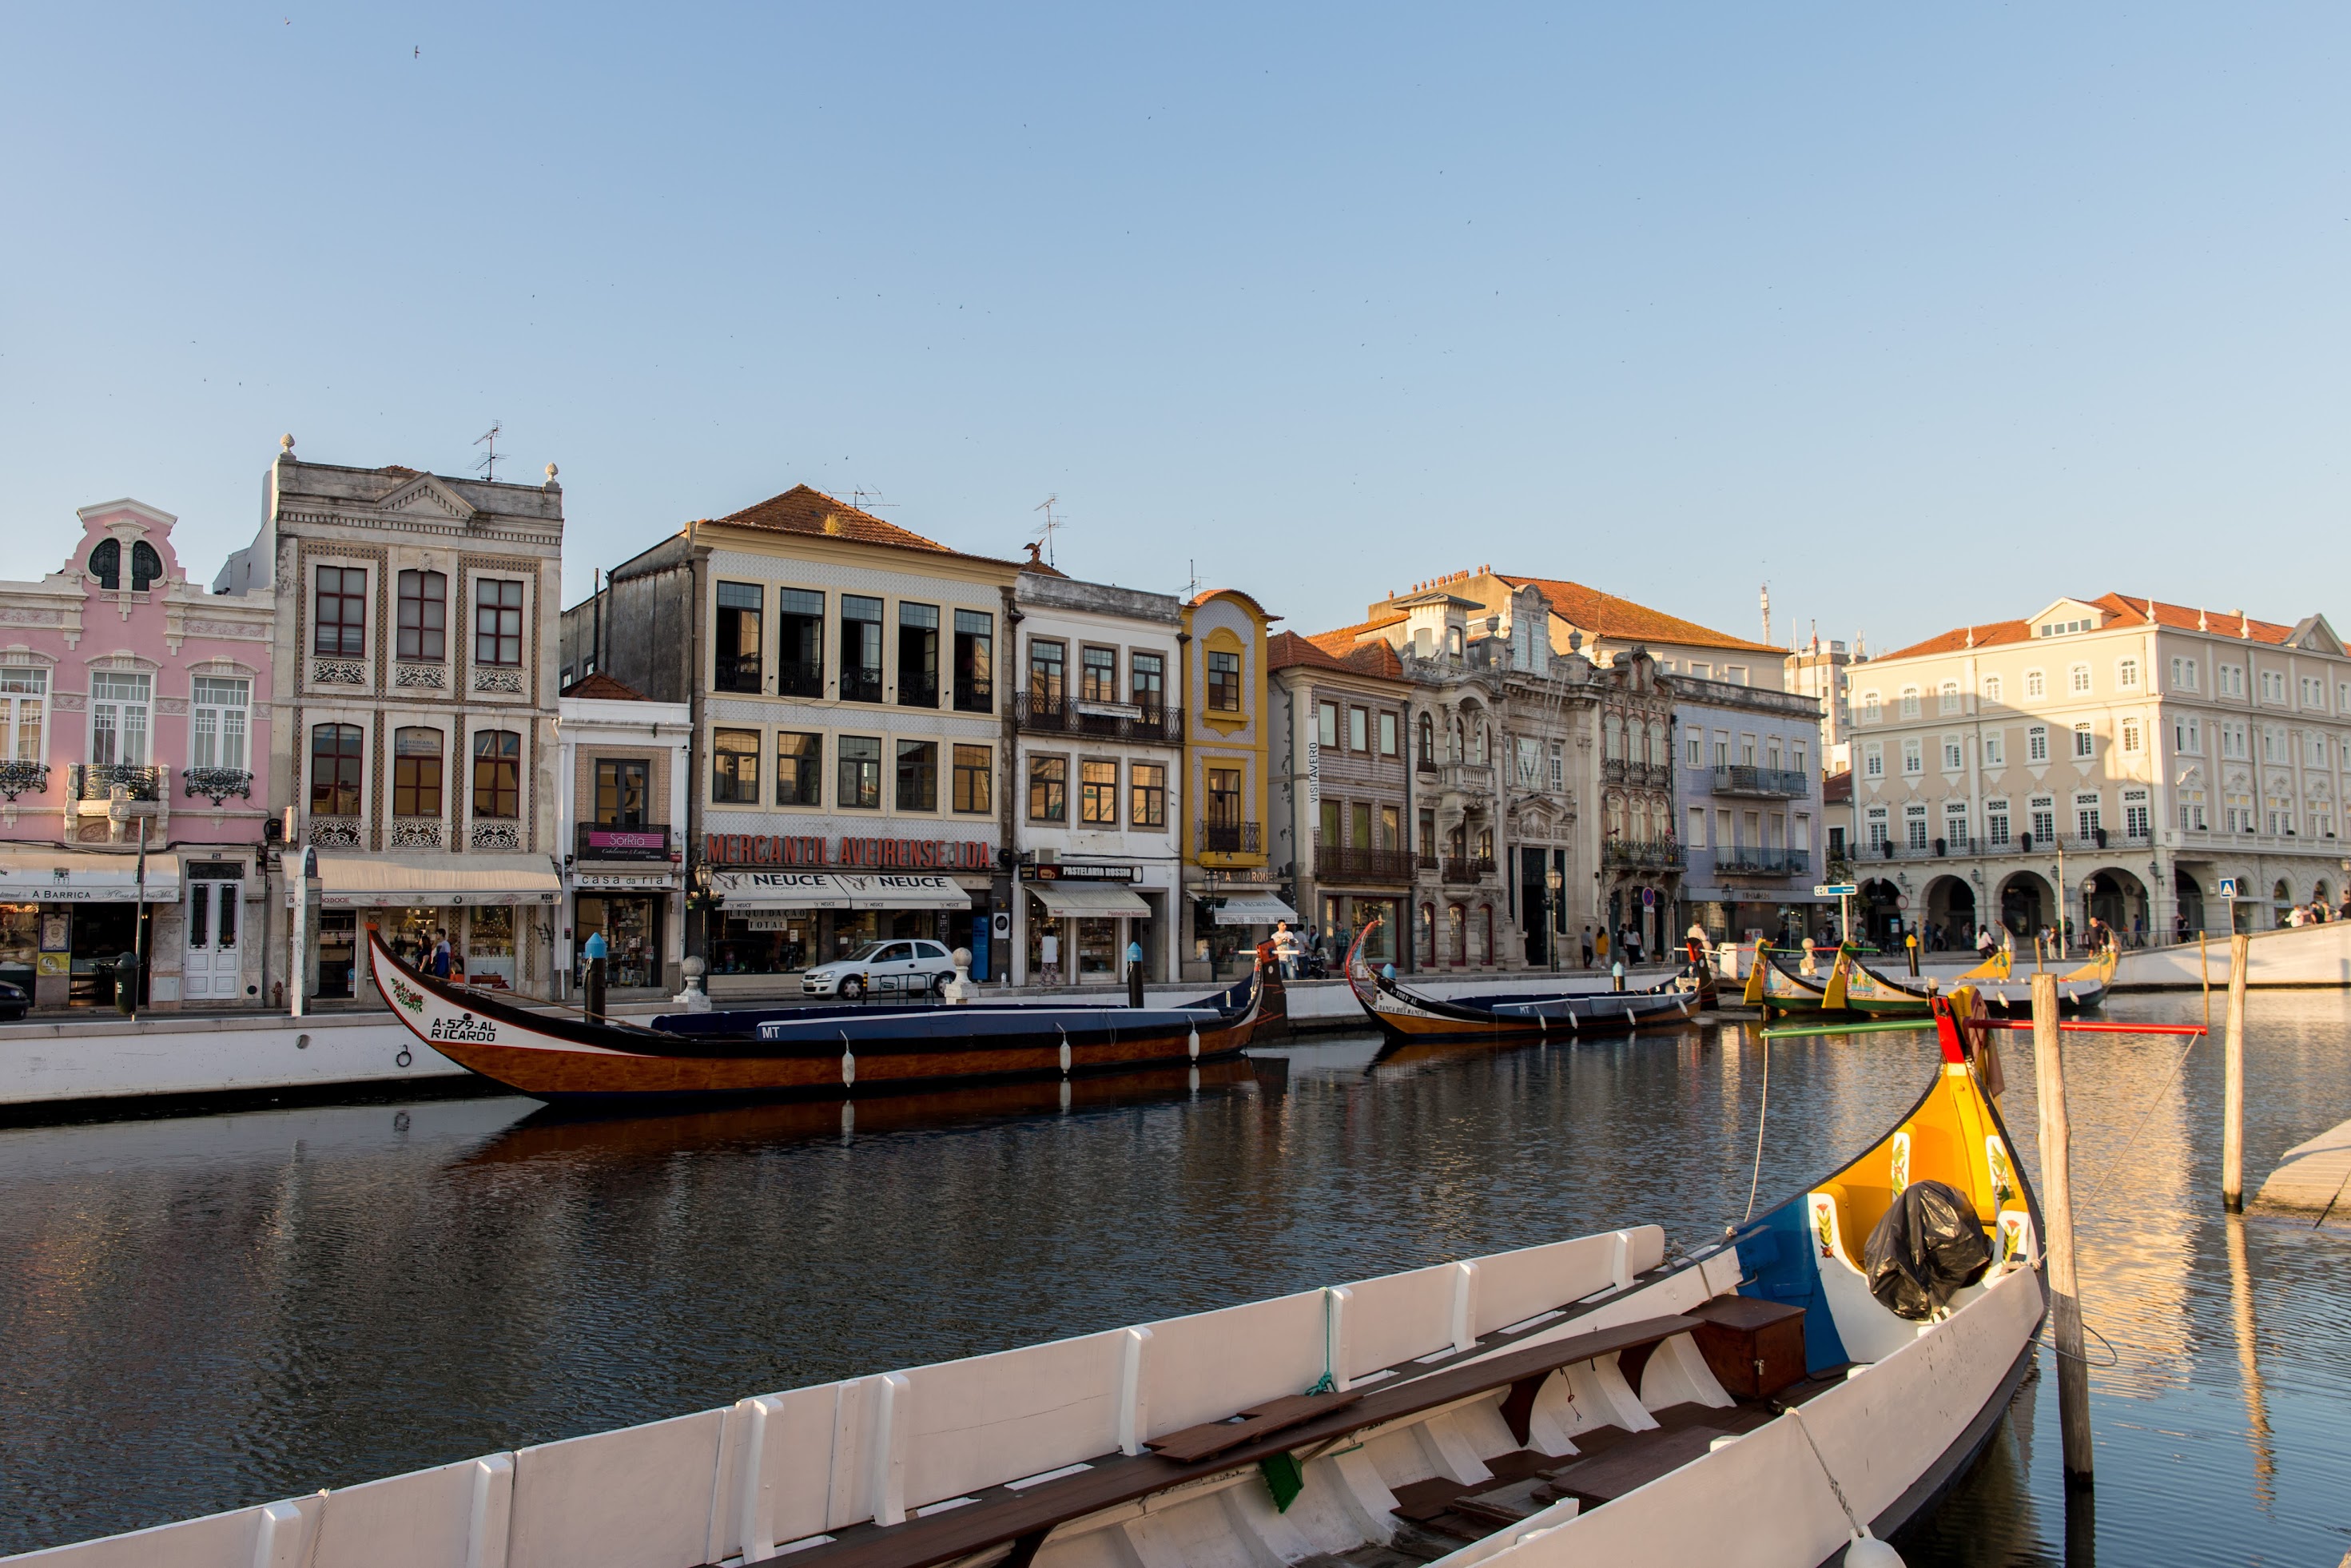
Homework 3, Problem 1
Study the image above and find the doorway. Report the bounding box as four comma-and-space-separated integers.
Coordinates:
68, 904, 144, 1006
184, 873, 245, 1001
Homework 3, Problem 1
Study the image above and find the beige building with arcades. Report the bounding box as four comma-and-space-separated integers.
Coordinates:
217, 440, 567, 1002
1840, 592, 2351, 945
565, 487, 1020, 995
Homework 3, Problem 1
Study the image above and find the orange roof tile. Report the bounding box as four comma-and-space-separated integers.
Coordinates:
1492, 575, 1783, 655
1875, 594, 2296, 663
1273, 631, 1405, 680
563, 672, 648, 701
710, 485, 962, 555
1306, 615, 1407, 659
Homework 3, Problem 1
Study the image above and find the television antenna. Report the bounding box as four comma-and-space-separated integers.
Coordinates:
1032, 495, 1064, 566
849, 487, 897, 512
473, 424, 504, 483
1183, 559, 1201, 600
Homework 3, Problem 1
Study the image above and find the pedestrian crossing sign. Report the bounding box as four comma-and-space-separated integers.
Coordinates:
2218, 877, 2239, 898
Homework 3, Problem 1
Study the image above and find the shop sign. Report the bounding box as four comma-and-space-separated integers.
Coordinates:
575, 872, 675, 890
704, 834, 993, 871
579, 828, 672, 862
1023, 863, 1140, 882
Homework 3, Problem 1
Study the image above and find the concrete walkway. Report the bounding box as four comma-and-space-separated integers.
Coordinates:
2252, 1115, 2351, 1228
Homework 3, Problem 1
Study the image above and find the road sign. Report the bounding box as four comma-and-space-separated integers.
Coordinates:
1815, 883, 1858, 897
2218, 877, 2240, 898
1641, 887, 1657, 909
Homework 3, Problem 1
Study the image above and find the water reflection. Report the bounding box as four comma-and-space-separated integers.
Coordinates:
2, 997, 2349, 1565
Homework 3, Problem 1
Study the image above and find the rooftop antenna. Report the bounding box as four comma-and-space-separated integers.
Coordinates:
1184, 559, 1201, 600
849, 487, 896, 512
473, 423, 503, 483
1032, 495, 1064, 567
1760, 582, 1772, 646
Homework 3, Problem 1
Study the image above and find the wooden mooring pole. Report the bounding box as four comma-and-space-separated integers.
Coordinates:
2032, 969, 2094, 1484
2222, 930, 2250, 1212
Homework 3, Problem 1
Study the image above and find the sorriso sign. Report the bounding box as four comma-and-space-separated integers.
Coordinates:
704, 834, 993, 871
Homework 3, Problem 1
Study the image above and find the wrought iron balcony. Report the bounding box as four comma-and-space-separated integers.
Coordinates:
1715, 847, 1812, 877
1709, 766, 1809, 799
72, 763, 165, 802
1016, 693, 1182, 744
0, 760, 50, 802
1195, 819, 1262, 855
183, 767, 253, 806
1603, 838, 1685, 869
1315, 842, 1418, 883
1441, 855, 1495, 884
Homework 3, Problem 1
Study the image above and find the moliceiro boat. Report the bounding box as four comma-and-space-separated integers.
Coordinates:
10, 994, 2041, 1568
1343, 920, 1711, 1045
364, 925, 1272, 1103
1792, 944, 2110, 1021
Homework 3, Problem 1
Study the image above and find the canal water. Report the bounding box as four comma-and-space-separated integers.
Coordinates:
2, 990, 2345, 1565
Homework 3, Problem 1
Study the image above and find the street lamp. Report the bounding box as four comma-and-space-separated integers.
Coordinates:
1545, 868, 1564, 973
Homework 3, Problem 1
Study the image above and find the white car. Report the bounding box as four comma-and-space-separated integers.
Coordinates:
801, 938, 957, 1000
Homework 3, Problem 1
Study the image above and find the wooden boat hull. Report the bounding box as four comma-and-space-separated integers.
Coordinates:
1339, 920, 1708, 1045
31, 995, 2045, 1568
368, 926, 1267, 1103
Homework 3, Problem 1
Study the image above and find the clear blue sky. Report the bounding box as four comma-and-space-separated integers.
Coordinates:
5, 4, 2345, 654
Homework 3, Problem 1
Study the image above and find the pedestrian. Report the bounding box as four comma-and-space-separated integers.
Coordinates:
1271, 921, 1302, 978
2289, 902, 2308, 929
1595, 927, 1609, 965
1581, 927, 1595, 967
1976, 925, 1997, 960
430, 929, 452, 979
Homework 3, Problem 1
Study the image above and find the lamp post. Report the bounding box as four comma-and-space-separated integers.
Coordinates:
1545, 868, 1563, 973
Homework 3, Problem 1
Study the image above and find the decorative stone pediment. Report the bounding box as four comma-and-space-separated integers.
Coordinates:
375, 473, 478, 523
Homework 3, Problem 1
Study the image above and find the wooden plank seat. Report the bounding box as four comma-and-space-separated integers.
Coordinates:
744, 1314, 1702, 1568
1145, 1388, 1366, 1463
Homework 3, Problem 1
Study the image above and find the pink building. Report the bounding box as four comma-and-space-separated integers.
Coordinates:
0, 499, 276, 1009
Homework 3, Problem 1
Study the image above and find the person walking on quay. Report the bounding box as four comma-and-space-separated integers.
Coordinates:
431, 929, 453, 979
1581, 926, 1596, 968
1271, 920, 1302, 978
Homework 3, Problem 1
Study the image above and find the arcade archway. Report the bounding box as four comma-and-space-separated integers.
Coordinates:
2083, 867, 2149, 943
1999, 871, 2053, 937
2173, 870, 2206, 939
1924, 875, 1978, 949
1858, 878, 1902, 947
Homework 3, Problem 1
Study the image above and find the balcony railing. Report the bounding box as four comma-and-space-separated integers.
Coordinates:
0, 760, 50, 802
1441, 855, 1496, 884
1195, 820, 1262, 855
182, 767, 253, 806
71, 763, 165, 802
1715, 847, 1812, 877
1437, 762, 1497, 795
1015, 693, 1183, 744
778, 661, 825, 699
1603, 838, 1685, 869
1313, 844, 1418, 883
575, 822, 674, 862
1709, 766, 1809, 799
953, 677, 993, 715
1859, 830, 2154, 862
839, 667, 885, 704
1601, 759, 1673, 789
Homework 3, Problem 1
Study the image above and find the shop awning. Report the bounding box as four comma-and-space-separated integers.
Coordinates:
0, 846, 181, 902
307, 854, 563, 909
715, 871, 853, 910
835, 874, 970, 911
716, 872, 973, 912
1213, 890, 1301, 925
1028, 881, 1152, 917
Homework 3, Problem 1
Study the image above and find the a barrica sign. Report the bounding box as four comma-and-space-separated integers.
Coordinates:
703, 834, 993, 871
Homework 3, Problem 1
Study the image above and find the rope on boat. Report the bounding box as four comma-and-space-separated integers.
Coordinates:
1742, 1026, 1772, 1224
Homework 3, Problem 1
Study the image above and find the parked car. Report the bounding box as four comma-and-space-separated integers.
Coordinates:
0, 979, 29, 1021
801, 939, 957, 1000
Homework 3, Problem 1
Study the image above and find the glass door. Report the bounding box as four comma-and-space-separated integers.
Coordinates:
183, 878, 243, 999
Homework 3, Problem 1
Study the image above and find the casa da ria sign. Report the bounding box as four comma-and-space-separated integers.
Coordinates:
703, 833, 995, 872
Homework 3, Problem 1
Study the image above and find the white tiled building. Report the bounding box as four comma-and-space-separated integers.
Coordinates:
1837, 593, 2351, 946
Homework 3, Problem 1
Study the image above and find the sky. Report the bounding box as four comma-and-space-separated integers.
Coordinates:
4, 4, 2346, 656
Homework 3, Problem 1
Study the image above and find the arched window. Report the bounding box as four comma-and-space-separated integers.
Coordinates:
309, 723, 363, 815
89, 538, 121, 591
1417, 712, 1434, 768
1421, 903, 1436, 967
1899, 686, 1921, 718
1980, 675, 2003, 704
471, 730, 521, 818
393, 727, 444, 817
1447, 904, 1466, 965
1470, 718, 1488, 764
130, 541, 164, 591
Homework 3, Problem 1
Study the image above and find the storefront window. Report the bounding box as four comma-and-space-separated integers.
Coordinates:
576, 894, 660, 987
0, 905, 36, 994
467, 905, 516, 989
713, 911, 812, 975
1076, 917, 1117, 977
1028, 909, 1064, 980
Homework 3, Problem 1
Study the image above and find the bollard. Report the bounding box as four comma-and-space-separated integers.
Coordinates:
584, 956, 607, 1024
1126, 939, 1145, 1008
1906, 931, 1920, 977
1611, 960, 1625, 993
113, 952, 139, 1017
2222, 931, 2249, 1212
2032, 970, 2094, 1484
